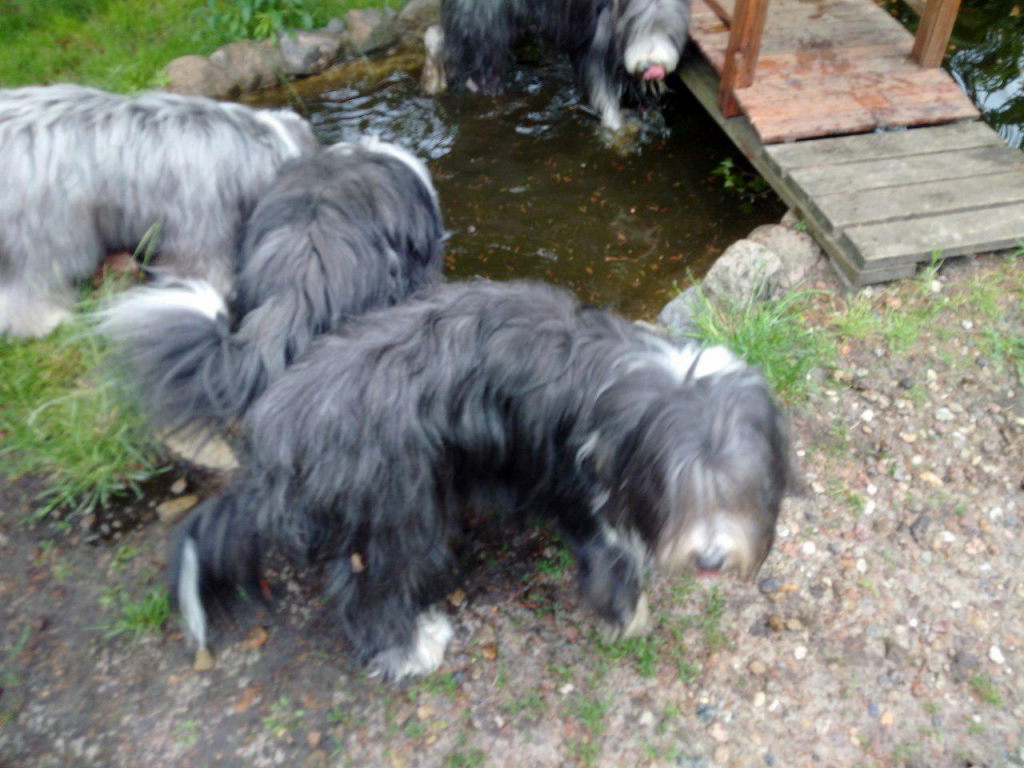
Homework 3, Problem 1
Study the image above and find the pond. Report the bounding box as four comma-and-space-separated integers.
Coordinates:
251, 55, 784, 319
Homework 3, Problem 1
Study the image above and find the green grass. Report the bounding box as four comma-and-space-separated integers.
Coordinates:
0, 623, 32, 728
0, 288, 166, 519
0, 0, 401, 93
100, 585, 170, 639
687, 286, 835, 404
968, 673, 1002, 707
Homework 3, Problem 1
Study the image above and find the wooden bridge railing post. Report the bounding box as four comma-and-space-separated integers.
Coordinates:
911, 0, 962, 68
717, 0, 771, 118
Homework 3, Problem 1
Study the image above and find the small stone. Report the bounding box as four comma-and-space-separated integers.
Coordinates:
156, 494, 199, 526
758, 577, 780, 595
749, 660, 767, 676
794, 645, 808, 660
898, 378, 915, 390
638, 709, 656, 728
194, 647, 215, 671
350, 553, 365, 573
170, 478, 187, 495
919, 471, 944, 487
448, 588, 465, 607
480, 643, 498, 661
880, 711, 895, 727
855, 558, 868, 574
989, 646, 1005, 665
939, 531, 956, 544
935, 407, 955, 422
860, 409, 875, 422
785, 618, 803, 632
863, 500, 876, 516
753, 691, 766, 707
801, 541, 816, 556
696, 703, 717, 723
709, 722, 729, 743
307, 731, 322, 748
899, 432, 918, 443
559, 683, 574, 696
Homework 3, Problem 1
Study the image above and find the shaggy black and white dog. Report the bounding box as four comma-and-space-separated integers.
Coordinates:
421, 0, 692, 131
0, 84, 317, 337
99, 137, 444, 433
165, 279, 787, 679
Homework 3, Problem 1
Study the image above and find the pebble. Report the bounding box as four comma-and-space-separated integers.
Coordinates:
935, 407, 955, 422
709, 722, 728, 743
898, 378, 915, 390
753, 691, 766, 708
170, 477, 187, 495
758, 577, 780, 595
919, 471, 943, 486
638, 709, 656, 728
156, 494, 199, 526
697, 703, 717, 723
749, 660, 767, 676
989, 646, 1006, 665
856, 558, 868, 574
558, 683, 574, 696
867, 701, 880, 718
801, 541, 816, 556
794, 645, 808, 660
863, 500, 876, 516
861, 409, 875, 422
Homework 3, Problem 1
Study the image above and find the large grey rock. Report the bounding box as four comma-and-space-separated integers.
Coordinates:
747, 223, 824, 290
343, 7, 399, 56
396, 0, 442, 46
657, 285, 704, 340
279, 28, 345, 76
702, 239, 782, 304
164, 55, 236, 99
208, 40, 284, 92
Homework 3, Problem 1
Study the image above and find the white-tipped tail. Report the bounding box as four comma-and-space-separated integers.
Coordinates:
178, 538, 208, 649
99, 279, 226, 332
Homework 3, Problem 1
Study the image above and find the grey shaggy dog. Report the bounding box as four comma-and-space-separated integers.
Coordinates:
0, 84, 316, 337
422, 0, 692, 131
98, 137, 444, 433
168, 279, 788, 680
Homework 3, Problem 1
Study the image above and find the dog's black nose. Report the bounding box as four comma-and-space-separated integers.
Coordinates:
696, 550, 726, 572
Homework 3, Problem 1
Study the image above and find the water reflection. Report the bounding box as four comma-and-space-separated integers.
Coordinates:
255, 59, 783, 318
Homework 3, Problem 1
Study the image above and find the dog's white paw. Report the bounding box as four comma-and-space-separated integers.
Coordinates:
369, 610, 453, 681
598, 592, 652, 643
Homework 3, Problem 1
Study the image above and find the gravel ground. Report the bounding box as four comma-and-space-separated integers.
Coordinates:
1, 253, 1021, 768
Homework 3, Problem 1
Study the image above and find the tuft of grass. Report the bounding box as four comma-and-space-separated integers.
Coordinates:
445, 733, 486, 768
263, 695, 306, 740
101, 585, 170, 640
968, 673, 1002, 707
687, 287, 834, 404
0, 287, 166, 519
0, 623, 32, 728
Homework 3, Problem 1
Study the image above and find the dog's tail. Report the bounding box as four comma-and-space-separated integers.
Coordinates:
98, 279, 270, 432
169, 489, 263, 654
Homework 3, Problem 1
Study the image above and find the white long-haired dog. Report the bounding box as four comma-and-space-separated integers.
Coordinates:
153, 279, 787, 680
422, 0, 692, 131
98, 137, 445, 434
0, 84, 316, 337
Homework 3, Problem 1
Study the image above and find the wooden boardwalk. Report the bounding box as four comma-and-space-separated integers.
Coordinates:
680, 0, 1024, 286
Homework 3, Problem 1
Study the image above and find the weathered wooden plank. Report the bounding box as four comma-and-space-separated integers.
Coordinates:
810, 171, 1024, 229
843, 201, 1024, 266
764, 121, 994, 172
788, 144, 1021, 196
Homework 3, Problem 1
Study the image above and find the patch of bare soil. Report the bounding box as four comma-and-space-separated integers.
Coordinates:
1, 255, 1021, 768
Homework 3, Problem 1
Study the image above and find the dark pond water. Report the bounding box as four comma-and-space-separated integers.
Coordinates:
253, 56, 784, 319
880, 0, 1024, 149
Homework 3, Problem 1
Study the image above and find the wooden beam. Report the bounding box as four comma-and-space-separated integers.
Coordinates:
911, 0, 961, 68
717, 0, 770, 117
703, 0, 732, 24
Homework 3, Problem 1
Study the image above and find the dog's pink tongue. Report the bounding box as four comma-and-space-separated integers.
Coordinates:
643, 65, 666, 81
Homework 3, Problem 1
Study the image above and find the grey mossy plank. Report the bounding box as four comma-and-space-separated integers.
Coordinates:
764, 121, 994, 172
811, 171, 1024, 229
842, 201, 1024, 267
788, 143, 1024, 197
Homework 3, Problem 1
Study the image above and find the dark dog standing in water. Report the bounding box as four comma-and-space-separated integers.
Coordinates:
422, 0, 692, 131
165, 279, 788, 680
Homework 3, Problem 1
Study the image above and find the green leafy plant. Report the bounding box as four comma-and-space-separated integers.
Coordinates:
196, 0, 323, 41
712, 156, 773, 213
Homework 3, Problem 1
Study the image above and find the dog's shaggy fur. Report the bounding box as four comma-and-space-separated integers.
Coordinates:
98, 137, 445, 433
0, 84, 316, 337
422, 0, 692, 131
165, 279, 788, 679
